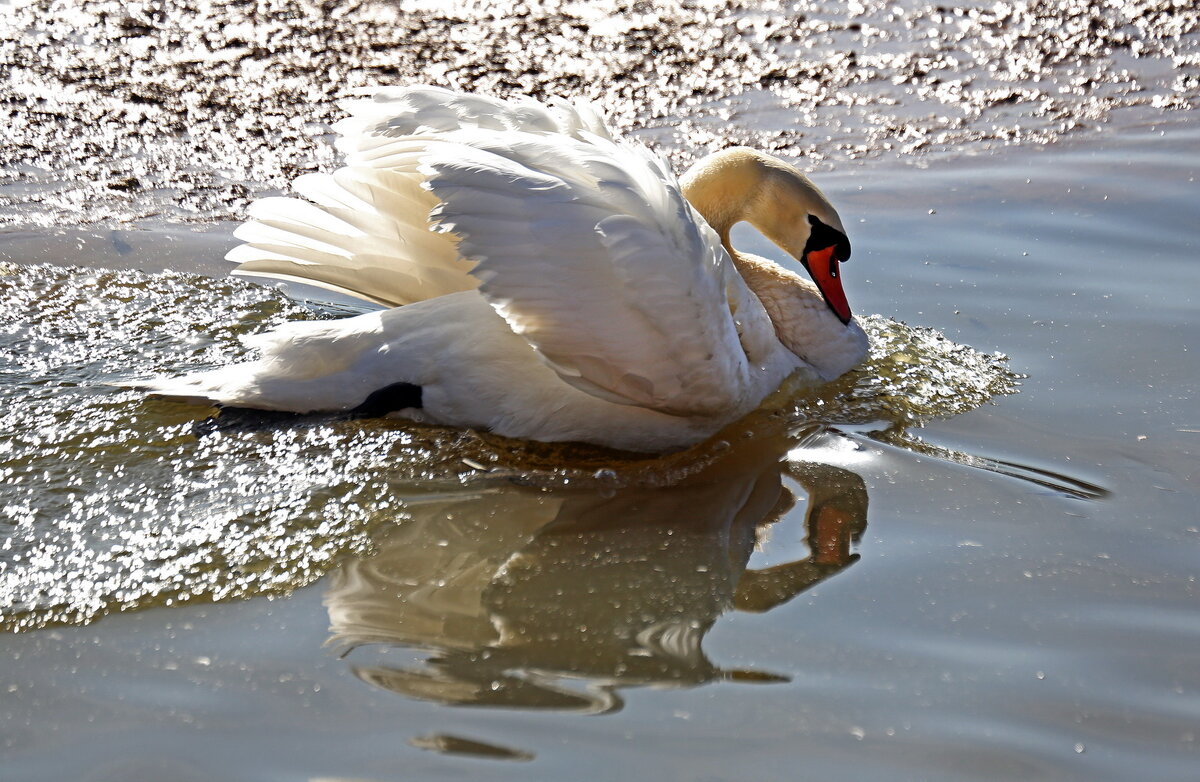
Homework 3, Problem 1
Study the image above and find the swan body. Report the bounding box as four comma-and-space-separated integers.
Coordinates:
145, 87, 868, 452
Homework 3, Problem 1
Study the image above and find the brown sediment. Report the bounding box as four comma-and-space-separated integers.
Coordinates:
1, 0, 1196, 226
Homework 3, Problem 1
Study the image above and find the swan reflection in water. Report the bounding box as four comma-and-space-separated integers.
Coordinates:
324, 427, 867, 714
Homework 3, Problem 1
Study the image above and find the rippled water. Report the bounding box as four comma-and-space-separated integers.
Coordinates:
4, 0, 1196, 226
3, 119, 1198, 781
0, 259, 1018, 631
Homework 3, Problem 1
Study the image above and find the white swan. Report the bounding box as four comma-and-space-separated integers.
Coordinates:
145, 86, 868, 453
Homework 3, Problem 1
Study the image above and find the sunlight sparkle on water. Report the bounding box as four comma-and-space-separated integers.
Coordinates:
0, 264, 1018, 631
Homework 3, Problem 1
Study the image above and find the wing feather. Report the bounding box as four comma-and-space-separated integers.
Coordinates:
226, 86, 776, 417
228, 86, 611, 308
336, 85, 612, 143
424, 131, 759, 417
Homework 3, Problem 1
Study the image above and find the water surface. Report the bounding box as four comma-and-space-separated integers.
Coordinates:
2, 119, 1198, 781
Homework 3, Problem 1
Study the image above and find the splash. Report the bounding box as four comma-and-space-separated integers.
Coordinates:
0, 265, 1018, 630
798, 314, 1023, 429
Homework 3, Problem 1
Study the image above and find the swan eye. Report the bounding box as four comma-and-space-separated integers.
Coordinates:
805, 215, 851, 263
836, 235, 852, 263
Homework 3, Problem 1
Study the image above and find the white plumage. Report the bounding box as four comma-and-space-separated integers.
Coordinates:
143, 86, 869, 453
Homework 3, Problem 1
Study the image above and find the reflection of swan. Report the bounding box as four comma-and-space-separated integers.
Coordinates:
144, 86, 867, 452
325, 432, 867, 713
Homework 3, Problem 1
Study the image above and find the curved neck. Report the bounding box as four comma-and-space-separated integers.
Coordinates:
680, 147, 840, 271
680, 150, 800, 317
680, 148, 768, 251
680, 150, 864, 377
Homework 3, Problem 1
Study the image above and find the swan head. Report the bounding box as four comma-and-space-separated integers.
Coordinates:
680, 148, 854, 325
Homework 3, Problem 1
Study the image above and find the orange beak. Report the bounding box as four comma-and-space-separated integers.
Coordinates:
804, 245, 852, 324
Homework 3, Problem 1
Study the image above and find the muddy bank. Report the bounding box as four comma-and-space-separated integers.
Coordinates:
1, 0, 1197, 226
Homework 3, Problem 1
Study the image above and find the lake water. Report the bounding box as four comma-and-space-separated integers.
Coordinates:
2, 113, 1198, 781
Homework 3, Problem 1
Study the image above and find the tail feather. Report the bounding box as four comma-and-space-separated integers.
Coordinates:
134, 314, 393, 412
128, 364, 260, 409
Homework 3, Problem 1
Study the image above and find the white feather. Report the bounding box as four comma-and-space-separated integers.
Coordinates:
144, 86, 867, 453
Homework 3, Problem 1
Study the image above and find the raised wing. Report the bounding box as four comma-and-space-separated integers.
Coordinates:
228, 86, 611, 308
335, 84, 613, 144
422, 130, 773, 418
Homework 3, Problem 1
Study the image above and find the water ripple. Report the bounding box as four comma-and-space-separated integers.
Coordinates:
0, 264, 1019, 630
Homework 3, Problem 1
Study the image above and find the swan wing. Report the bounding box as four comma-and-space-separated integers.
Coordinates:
335, 84, 613, 144
423, 131, 773, 418
227, 86, 611, 308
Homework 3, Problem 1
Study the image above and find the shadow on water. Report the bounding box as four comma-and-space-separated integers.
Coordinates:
327, 428, 867, 716
315, 420, 1108, 758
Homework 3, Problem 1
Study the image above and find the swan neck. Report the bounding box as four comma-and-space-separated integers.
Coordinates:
681, 147, 838, 269
680, 149, 768, 244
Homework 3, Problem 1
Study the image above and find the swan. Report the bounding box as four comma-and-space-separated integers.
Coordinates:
143, 86, 868, 453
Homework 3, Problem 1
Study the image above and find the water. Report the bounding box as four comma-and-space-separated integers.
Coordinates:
2, 117, 1198, 780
